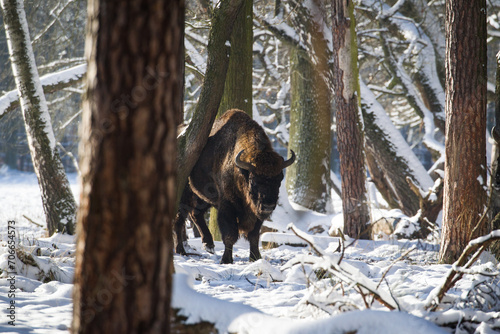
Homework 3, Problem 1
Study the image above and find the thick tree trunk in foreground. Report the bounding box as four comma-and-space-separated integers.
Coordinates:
209, 0, 253, 241
72, 0, 182, 332
440, 0, 487, 263
332, 0, 370, 238
1, 0, 76, 235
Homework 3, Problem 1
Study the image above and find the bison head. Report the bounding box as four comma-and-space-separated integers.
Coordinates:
235, 149, 295, 219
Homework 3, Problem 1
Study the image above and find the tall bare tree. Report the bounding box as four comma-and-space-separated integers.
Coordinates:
209, 0, 253, 241
285, 0, 333, 214
332, 0, 370, 238
71, 0, 182, 332
0, 0, 77, 235
440, 0, 488, 263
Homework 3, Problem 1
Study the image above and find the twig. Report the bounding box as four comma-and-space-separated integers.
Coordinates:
288, 224, 325, 257
425, 228, 500, 311
376, 246, 416, 289
288, 223, 399, 310
245, 276, 265, 289
22, 215, 43, 227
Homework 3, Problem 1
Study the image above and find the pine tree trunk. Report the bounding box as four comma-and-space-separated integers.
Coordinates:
208, 0, 253, 241
332, 0, 370, 238
285, 0, 333, 214
440, 0, 487, 264
71, 0, 182, 332
0, 0, 76, 235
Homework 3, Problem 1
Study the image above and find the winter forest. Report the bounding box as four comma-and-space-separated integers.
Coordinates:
1, 0, 500, 333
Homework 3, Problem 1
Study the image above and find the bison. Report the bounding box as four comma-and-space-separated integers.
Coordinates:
174, 109, 295, 264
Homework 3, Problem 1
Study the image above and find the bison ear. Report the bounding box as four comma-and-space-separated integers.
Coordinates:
282, 150, 296, 169
235, 150, 256, 172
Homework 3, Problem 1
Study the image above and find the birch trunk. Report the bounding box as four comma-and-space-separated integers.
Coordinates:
0, 0, 77, 235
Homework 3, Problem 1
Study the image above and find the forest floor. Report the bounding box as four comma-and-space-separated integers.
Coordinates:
0, 167, 499, 333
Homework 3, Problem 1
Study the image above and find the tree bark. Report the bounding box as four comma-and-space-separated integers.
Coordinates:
360, 81, 434, 217
332, 0, 370, 238
285, 0, 333, 214
209, 0, 253, 241
71, 0, 182, 332
176, 0, 244, 202
0, 0, 77, 235
440, 0, 488, 264
287, 47, 332, 213
488, 51, 500, 261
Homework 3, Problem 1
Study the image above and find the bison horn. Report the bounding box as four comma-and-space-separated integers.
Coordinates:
235, 150, 255, 172
282, 150, 296, 169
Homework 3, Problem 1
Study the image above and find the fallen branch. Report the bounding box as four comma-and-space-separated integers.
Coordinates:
425, 228, 500, 311
22, 215, 43, 228
288, 223, 399, 310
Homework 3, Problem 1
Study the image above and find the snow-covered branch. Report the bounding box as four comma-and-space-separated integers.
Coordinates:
0, 63, 86, 119
287, 223, 400, 310
425, 229, 500, 311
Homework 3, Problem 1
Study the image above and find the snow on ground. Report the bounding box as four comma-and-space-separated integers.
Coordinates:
0, 167, 499, 333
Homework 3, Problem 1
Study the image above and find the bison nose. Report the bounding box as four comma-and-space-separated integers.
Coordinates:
262, 203, 275, 213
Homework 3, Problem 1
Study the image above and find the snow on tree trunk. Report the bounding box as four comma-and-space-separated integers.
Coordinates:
0, 0, 76, 235
0, 64, 86, 120
360, 81, 434, 216
331, 0, 370, 238
440, 0, 488, 264
360, 0, 445, 159
72, 0, 182, 332
209, 0, 253, 242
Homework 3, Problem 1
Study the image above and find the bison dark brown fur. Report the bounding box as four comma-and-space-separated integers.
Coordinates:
174, 109, 295, 264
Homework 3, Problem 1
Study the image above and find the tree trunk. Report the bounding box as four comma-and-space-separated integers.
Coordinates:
332, 0, 370, 238
0, 0, 77, 235
489, 51, 500, 261
286, 0, 333, 214
440, 0, 487, 264
209, 0, 253, 241
71, 0, 182, 332
360, 81, 434, 217
176, 0, 244, 202
287, 48, 332, 213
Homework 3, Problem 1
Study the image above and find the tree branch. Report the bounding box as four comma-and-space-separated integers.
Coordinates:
0, 63, 86, 120
425, 227, 500, 311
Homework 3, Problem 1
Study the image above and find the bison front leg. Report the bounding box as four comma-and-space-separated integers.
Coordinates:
248, 219, 263, 262
217, 202, 239, 264
173, 210, 188, 255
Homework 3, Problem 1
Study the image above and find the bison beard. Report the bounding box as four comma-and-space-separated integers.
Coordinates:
174, 109, 295, 264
